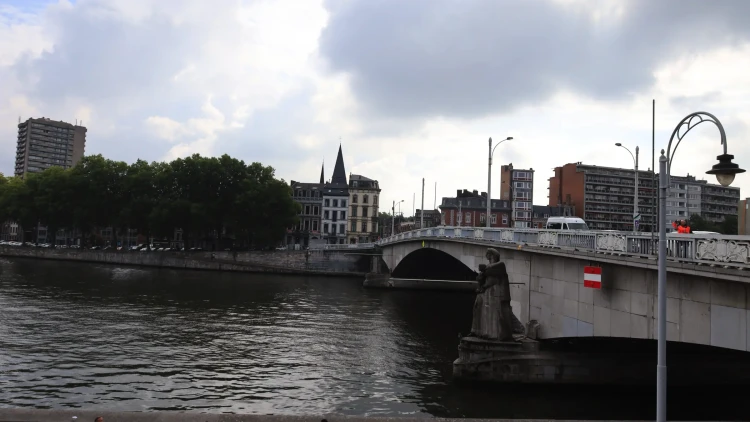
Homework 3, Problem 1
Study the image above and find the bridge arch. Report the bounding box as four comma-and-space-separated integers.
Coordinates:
391, 247, 478, 281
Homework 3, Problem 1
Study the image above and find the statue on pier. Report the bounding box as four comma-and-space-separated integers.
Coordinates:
468, 248, 517, 342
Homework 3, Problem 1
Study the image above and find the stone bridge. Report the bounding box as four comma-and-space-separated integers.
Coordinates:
374, 227, 750, 352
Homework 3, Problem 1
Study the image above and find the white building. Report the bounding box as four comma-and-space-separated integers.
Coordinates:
322, 145, 349, 244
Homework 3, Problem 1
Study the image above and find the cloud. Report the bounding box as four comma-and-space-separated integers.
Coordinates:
319, 0, 750, 121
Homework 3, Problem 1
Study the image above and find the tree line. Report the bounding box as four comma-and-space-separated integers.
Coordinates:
0, 154, 300, 248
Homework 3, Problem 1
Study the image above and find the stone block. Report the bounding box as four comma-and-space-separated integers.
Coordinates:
517, 258, 531, 276
680, 300, 710, 345
550, 295, 565, 315
611, 290, 632, 313
631, 314, 648, 339
535, 258, 554, 278
529, 276, 540, 292
593, 288, 612, 309
563, 298, 578, 319
538, 278, 554, 295
553, 257, 566, 278
530, 291, 551, 310
578, 302, 594, 324
629, 268, 649, 294
711, 305, 747, 351
530, 306, 541, 321
611, 309, 631, 338
593, 306, 611, 336
679, 276, 711, 304
653, 318, 680, 341
562, 315, 578, 337
631, 292, 651, 317
667, 297, 680, 324
579, 284, 594, 304
711, 280, 746, 309
552, 279, 566, 298
577, 320, 594, 337
666, 275, 680, 299
564, 281, 579, 301
607, 266, 630, 291
460, 255, 477, 271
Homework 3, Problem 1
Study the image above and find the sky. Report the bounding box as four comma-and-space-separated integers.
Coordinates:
2, 0, 750, 215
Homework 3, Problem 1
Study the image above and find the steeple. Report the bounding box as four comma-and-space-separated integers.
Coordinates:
320, 161, 325, 184
331, 144, 347, 185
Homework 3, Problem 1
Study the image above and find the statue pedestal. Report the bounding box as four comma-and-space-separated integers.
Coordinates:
453, 335, 559, 383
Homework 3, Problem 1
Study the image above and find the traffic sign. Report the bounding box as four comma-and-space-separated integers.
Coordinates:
583, 266, 602, 289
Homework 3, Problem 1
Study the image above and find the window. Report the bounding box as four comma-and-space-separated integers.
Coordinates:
374, 196, 378, 205
363, 195, 369, 204
324, 211, 329, 219
465, 212, 471, 224
502, 214, 508, 224
331, 225, 337, 234
361, 222, 368, 232
353, 194, 358, 203
333, 199, 338, 207
514, 191, 530, 199
514, 181, 531, 189
312, 221, 318, 231
491, 214, 497, 224
351, 222, 357, 232
457, 213, 462, 224
341, 200, 346, 207
362, 207, 368, 217
313, 206, 319, 215
324, 223, 329, 233
324, 199, 330, 207
340, 211, 346, 220
480, 213, 486, 223
352, 207, 358, 217
339, 224, 345, 234
305, 205, 311, 215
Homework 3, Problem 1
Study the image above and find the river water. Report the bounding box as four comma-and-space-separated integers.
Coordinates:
0, 257, 745, 419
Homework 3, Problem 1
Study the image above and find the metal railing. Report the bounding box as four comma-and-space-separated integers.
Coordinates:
377, 227, 750, 270
308, 243, 376, 251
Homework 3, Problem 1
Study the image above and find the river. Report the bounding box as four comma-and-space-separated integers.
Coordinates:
0, 257, 746, 419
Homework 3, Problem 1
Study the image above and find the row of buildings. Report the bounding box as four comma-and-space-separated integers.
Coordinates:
286, 145, 382, 247
436, 161, 743, 233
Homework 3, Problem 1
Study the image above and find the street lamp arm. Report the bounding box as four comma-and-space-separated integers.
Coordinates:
617, 145, 636, 167
490, 138, 511, 158
666, 111, 727, 176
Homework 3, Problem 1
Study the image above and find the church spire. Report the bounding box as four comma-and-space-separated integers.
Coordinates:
331, 144, 347, 185
320, 160, 325, 184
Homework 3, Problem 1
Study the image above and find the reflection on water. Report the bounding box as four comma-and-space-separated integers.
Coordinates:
0, 257, 746, 419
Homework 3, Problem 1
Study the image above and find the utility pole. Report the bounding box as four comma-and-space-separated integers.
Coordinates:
391, 200, 395, 237
635, 146, 640, 234
421, 178, 425, 229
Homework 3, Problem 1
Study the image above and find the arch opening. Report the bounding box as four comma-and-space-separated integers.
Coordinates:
392, 248, 477, 281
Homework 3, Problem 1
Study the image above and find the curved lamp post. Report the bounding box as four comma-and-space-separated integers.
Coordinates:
487, 136, 513, 228
391, 199, 404, 236
615, 143, 639, 233
656, 112, 745, 422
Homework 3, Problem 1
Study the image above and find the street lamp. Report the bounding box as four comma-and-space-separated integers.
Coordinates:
615, 143, 639, 234
656, 111, 745, 422
392, 199, 404, 236
487, 136, 513, 228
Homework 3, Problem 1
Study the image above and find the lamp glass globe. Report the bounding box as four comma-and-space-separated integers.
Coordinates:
715, 173, 735, 187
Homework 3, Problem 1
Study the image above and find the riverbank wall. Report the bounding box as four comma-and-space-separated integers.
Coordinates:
0, 246, 372, 277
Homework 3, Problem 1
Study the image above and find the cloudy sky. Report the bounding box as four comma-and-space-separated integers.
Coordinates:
2, 0, 750, 213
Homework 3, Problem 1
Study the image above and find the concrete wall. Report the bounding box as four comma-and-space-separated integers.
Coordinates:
0, 246, 370, 276
383, 239, 750, 351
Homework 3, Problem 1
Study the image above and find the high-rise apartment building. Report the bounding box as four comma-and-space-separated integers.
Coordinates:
500, 163, 534, 228
740, 199, 750, 235
15, 117, 86, 178
548, 162, 657, 232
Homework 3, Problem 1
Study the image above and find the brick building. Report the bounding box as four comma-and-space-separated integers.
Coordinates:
415, 209, 441, 228
439, 189, 511, 227
500, 163, 534, 228
548, 162, 657, 232
740, 199, 750, 235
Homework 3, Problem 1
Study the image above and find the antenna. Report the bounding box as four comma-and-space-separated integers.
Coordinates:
18, 116, 21, 123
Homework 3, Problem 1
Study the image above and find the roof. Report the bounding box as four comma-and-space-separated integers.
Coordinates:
350, 174, 374, 182
331, 145, 347, 185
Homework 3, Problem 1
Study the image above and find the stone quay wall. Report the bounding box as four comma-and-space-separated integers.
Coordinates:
0, 246, 371, 277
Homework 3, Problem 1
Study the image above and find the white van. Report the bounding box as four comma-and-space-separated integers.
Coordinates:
545, 217, 590, 231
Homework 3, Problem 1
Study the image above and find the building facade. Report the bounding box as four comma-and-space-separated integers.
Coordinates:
740, 199, 750, 235
322, 145, 349, 244
548, 162, 657, 232
439, 189, 512, 228
531, 205, 576, 228
415, 209, 441, 228
15, 117, 86, 178
287, 179, 324, 248
347, 174, 380, 244
500, 163, 534, 228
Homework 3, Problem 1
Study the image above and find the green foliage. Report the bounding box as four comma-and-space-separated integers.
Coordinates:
0, 154, 299, 247
688, 213, 738, 235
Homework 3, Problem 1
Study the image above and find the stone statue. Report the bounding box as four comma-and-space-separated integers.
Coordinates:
468, 248, 515, 341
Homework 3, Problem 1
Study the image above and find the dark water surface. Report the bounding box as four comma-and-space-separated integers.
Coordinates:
0, 257, 747, 419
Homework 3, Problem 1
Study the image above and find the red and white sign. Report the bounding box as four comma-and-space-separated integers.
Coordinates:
583, 266, 602, 289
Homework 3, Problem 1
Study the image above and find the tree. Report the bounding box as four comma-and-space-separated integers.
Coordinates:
719, 215, 738, 235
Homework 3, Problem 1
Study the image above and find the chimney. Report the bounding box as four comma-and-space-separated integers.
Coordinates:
481, 192, 487, 198
473, 190, 478, 196
456, 189, 461, 197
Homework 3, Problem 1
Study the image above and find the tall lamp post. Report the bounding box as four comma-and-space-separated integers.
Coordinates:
656, 112, 745, 422
487, 136, 513, 228
615, 143, 639, 233
392, 199, 404, 236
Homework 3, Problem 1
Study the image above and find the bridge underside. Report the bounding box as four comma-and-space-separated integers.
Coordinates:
391, 248, 477, 280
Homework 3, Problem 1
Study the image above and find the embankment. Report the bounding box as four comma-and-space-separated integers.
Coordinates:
0, 246, 371, 277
